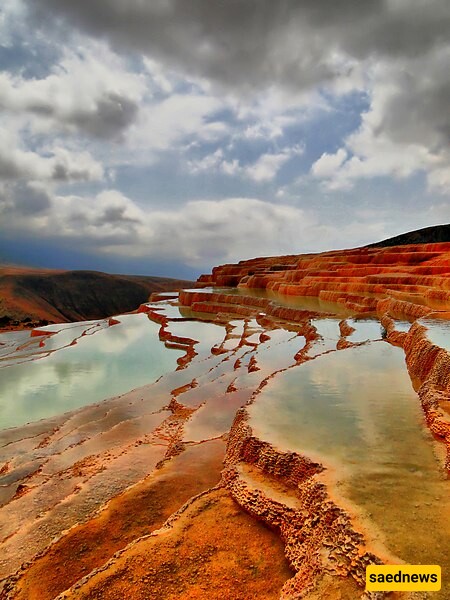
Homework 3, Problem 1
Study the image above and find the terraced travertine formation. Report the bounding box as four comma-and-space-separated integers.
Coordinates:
197, 241, 450, 312
1, 242, 450, 599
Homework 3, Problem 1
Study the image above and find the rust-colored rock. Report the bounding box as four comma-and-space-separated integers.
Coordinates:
2, 240, 450, 600
192, 242, 450, 316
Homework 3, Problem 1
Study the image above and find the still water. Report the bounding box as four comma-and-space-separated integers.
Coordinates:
420, 316, 450, 352
0, 314, 182, 430
249, 341, 450, 596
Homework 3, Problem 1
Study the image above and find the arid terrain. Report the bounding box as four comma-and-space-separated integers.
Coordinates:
1, 234, 450, 599
0, 265, 193, 329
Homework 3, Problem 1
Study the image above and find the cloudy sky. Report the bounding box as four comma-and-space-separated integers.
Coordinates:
0, 0, 449, 278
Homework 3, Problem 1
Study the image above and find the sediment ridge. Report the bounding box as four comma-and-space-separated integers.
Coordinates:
1, 241, 450, 599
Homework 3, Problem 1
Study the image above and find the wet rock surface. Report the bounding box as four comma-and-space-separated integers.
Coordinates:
1, 242, 450, 599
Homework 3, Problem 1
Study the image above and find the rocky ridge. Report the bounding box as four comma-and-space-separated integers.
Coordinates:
0, 265, 193, 328
0, 241, 449, 599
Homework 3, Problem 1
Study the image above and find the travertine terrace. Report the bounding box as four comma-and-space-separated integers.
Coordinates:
1, 242, 450, 599
196, 241, 450, 313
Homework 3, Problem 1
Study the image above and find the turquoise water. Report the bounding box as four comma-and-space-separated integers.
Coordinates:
1, 289, 450, 594
249, 341, 450, 595
0, 314, 182, 430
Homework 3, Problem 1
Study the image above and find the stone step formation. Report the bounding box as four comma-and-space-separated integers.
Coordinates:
197, 242, 450, 313
0, 241, 450, 599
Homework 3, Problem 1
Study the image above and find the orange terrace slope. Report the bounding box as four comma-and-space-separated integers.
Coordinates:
1, 241, 450, 600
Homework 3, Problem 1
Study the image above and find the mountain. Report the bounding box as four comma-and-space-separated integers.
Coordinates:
368, 224, 450, 247
0, 265, 193, 328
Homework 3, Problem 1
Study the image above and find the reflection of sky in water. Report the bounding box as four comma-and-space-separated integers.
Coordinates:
312, 318, 339, 341
147, 302, 186, 319
0, 314, 182, 429
419, 317, 450, 351
0, 322, 111, 367
393, 320, 412, 333
254, 331, 304, 372
312, 317, 383, 344
0, 330, 43, 361
166, 320, 228, 354
250, 343, 419, 462
346, 318, 382, 342
250, 342, 450, 574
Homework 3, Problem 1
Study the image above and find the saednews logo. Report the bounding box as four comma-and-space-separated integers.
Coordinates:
366, 565, 441, 592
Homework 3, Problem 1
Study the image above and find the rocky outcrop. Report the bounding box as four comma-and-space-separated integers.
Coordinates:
196, 242, 450, 315
2, 238, 450, 600
222, 410, 382, 599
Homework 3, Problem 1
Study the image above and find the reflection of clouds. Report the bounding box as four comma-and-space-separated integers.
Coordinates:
167, 320, 227, 353
312, 318, 340, 341
347, 318, 383, 343
305, 344, 409, 448
0, 321, 105, 364
0, 350, 110, 427
72, 314, 148, 355
0, 314, 181, 429
256, 334, 305, 372
312, 317, 382, 344
0, 330, 39, 359
250, 342, 418, 465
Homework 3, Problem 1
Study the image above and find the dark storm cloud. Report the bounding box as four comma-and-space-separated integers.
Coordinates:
0, 154, 23, 180
71, 93, 139, 139
0, 85, 139, 140
376, 58, 450, 151
38, 92, 140, 140
0, 182, 51, 216
13, 183, 51, 215
24, 0, 450, 166
27, 0, 450, 90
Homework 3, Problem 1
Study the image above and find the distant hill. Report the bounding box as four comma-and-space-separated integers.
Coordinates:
368, 224, 450, 247
0, 266, 193, 328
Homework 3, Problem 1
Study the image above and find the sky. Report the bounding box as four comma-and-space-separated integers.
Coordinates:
0, 0, 449, 278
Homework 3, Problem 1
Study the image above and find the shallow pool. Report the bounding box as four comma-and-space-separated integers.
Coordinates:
249, 341, 450, 596
0, 314, 182, 430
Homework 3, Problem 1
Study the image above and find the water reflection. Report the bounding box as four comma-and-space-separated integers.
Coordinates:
0, 314, 182, 429
249, 342, 450, 594
419, 317, 450, 351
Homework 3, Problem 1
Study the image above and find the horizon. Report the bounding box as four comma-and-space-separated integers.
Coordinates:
0, 1, 449, 278
2, 221, 449, 280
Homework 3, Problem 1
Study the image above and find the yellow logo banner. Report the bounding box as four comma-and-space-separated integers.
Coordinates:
366, 565, 441, 592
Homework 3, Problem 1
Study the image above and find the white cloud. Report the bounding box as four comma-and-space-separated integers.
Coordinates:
0, 191, 313, 266
187, 145, 304, 183
2, 182, 447, 269
142, 57, 175, 95
311, 148, 348, 179
126, 93, 226, 161
0, 42, 145, 139
310, 49, 450, 195
0, 125, 103, 182
187, 149, 224, 175
243, 147, 303, 182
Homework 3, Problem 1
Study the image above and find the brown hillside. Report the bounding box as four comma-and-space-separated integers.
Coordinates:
0, 266, 193, 327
